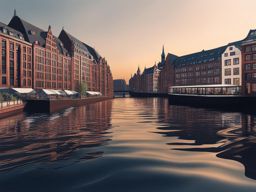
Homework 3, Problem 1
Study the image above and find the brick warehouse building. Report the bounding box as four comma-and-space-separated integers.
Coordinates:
0, 12, 113, 97
241, 30, 256, 96
130, 30, 256, 95
0, 21, 32, 88
130, 30, 256, 96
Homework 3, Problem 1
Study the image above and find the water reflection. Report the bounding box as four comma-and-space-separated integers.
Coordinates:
1, 98, 256, 192
155, 100, 256, 180
0, 101, 112, 171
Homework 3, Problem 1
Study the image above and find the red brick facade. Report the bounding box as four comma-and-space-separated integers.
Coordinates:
0, 14, 113, 97
0, 27, 32, 88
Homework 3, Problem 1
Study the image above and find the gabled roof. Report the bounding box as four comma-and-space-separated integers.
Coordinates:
164, 53, 179, 66
56, 38, 69, 56
9, 16, 47, 46
60, 29, 90, 54
0, 21, 25, 40
143, 66, 155, 75
84, 43, 101, 62
8, 16, 70, 55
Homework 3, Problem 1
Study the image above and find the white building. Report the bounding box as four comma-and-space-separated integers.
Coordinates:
221, 44, 242, 86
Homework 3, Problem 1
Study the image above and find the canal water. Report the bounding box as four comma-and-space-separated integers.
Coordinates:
0, 98, 256, 192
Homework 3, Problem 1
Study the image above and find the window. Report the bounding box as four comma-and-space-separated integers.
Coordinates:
233, 68, 240, 75
229, 47, 233, 51
253, 64, 256, 70
246, 55, 251, 61
253, 73, 256, 79
252, 84, 256, 92
246, 46, 251, 52
247, 74, 252, 81
233, 58, 239, 65
2, 77, 6, 84
224, 53, 228, 57
225, 69, 231, 76
246, 64, 251, 71
233, 78, 240, 85
252, 46, 256, 52
224, 59, 231, 66
2, 40, 6, 74
253, 54, 256, 60
225, 78, 231, 84
230, 52, 236, 56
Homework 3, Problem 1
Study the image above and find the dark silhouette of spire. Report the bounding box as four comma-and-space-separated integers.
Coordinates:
161, 45, 166, 65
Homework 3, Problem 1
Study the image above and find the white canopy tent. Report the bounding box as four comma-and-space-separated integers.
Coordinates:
86, 91, 102, 96
11, 88, 35, 94
64, 90, 78, 96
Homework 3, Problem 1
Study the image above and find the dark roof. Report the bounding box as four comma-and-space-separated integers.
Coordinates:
227, 40, 242, 50
56, 38, 69, 55
61, 29, 91, 54
84, 43, 101, 62
9, 16, 47, 46
173, 46, 227, 68
166, 53, 178, 64
143, 66, 155, 75
0, 21, 25, 40
242, 29, 256, 45
8, 16, 69, 55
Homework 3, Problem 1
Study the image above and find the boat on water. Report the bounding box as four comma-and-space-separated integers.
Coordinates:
168, 84, 256, 110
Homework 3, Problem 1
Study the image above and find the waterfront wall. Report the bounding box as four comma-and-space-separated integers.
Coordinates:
0, 103, 24, 119
25, 97, 112, 113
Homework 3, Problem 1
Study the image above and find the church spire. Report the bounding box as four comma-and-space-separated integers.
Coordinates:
161, 45, 165, 65
14, 9, 17, 17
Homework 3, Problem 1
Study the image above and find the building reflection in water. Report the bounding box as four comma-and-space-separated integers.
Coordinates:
154, 100, 256, 180
0, 100, 112, 171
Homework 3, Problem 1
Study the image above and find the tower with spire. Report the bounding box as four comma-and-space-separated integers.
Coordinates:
161, 45, 165, 65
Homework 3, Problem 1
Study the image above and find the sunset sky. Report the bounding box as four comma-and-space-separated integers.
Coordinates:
1, 0, 256, 82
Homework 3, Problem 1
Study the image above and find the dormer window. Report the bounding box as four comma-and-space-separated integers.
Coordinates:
29, 30, 36, 35
2, 28, 7, 34
18, 35, 23, 40
9, 31, 13, 36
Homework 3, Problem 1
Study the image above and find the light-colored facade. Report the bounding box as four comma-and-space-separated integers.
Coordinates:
222, 45, 242, 86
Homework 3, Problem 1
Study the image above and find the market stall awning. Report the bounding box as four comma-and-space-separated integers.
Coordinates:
11, 88, 35, 94
86, 91, 102, 96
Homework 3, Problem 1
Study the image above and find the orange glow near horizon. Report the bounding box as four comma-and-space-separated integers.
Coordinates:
1, 0, 256, 82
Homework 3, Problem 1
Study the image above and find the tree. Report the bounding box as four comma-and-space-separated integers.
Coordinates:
0, 94, 3, 108
76, 82, 88, 97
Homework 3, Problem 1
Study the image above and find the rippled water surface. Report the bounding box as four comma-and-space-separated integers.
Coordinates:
1, 98, 256, 192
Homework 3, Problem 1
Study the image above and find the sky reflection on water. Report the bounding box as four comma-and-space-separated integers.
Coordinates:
0, 98, 256, 192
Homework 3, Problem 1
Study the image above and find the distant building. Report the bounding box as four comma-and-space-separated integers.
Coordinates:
129, 47, 164, 94
130, 28, 256, 96
114, 79, 127, 92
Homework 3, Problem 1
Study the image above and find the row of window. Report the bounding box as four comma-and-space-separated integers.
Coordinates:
245, 63, 256, 71
224, 68, 240, 76
245, 54, 256, 61
224, 51, 236, 57
224, 58, 239, 66
224, 78, 240, 85
245, 45, 256, 53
